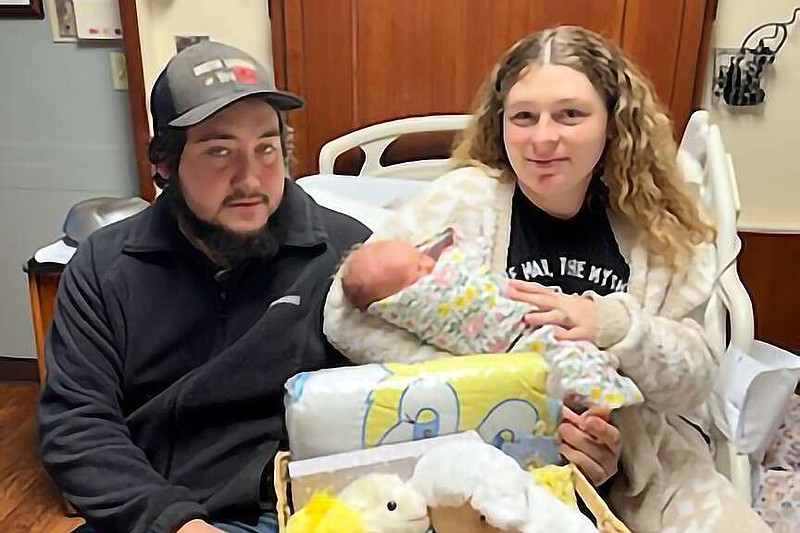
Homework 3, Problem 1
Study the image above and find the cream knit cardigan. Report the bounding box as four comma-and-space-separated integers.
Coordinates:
324, 167, 769, 532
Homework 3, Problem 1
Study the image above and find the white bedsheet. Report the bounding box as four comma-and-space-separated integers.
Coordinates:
297, 173, 430, 209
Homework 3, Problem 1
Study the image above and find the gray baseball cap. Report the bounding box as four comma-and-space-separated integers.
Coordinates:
150, 40, 303, 133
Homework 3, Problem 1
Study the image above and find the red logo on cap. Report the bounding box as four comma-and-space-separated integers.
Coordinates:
233, 66, 260, 85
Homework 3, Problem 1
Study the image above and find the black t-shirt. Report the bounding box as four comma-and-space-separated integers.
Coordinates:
506, 186, 630, 296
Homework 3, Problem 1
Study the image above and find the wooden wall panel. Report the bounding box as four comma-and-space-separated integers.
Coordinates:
119, 0, 156, 201
524, 0, 626, 42
671, 0, 716, 135
355, 0, 470, 125
265, 1, 718, 178
738, 233, 800, 350
353, 0, 626, 129
621, 0, 685, 113
281, 0, 628, 176
27, 273, 60, 381
269, 0, 288, 90
691, 0, 718, 115
285, 0, 356, 177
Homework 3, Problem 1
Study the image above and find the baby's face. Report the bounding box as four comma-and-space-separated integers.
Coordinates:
351, 241, 437, 306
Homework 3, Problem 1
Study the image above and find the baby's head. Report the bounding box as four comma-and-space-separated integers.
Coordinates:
342, 240, 436, 311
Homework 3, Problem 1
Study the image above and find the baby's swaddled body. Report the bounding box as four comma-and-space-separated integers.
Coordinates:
343, 229, 644, 409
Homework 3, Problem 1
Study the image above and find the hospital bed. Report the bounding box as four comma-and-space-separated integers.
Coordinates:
299, 111, 755, 501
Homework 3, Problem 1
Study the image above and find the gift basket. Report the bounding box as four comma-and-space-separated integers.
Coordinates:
276, 353, 632, 532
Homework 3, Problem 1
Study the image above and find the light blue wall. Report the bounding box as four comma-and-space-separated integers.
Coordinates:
0, 7, 138, 357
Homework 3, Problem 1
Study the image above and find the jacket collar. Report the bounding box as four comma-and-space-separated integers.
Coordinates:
122, 179, 328, 254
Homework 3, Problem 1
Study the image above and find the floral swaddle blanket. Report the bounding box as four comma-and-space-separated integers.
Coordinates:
754, 394, 800, 532
366, 230, 643, 409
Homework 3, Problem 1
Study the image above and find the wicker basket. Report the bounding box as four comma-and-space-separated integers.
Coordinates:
273, 451, 630, 533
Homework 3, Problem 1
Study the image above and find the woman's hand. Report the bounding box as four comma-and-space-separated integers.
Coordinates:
504, 280, 598, 342
559, 406, 621, 486
177, 520, 224, 533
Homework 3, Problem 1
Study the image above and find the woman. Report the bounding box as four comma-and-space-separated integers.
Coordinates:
324, 26, 768, 531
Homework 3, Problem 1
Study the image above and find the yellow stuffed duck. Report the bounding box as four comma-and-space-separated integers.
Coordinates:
287, 473, 430, 533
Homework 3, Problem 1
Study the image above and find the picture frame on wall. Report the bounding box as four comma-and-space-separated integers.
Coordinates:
46, 0, 77, 42
0, 0, 44, 19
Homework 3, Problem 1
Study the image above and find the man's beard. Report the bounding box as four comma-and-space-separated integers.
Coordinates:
163, 184, 284, 268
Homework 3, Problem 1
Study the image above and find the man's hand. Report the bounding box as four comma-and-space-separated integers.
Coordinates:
559, 406, 621, 486
177, 519, 225, 533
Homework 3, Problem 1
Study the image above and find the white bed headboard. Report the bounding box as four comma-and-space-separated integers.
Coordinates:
317, 114, 471, 180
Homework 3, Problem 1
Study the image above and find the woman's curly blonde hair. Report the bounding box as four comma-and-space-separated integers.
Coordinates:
453, 26, 715, 267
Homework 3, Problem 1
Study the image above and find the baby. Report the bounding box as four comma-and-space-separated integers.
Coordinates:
341, 229, 643, 409
342, 239, 438, 312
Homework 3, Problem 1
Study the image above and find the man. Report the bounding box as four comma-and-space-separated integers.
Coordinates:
40, 40, 621, 533
38, 41, 370, 533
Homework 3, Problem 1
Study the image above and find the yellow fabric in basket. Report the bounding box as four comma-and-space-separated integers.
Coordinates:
286, 492, 366, 533
530, 465, 579, 510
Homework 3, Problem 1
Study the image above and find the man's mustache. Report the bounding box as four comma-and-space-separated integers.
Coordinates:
223, 193, 269, 206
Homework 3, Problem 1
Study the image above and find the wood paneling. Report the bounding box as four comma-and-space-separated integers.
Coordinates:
285, 0, 628, 176
738, 233, 800, 350
0, 0, 44, 19
523, 0, 626, 42
621, 0, 685, 113
269, 0, 288, 90
671, 0, 714, 134
119, 0, 156, 202
354, 0, 624, 125
0, 383, 84, 533
27, 273, 60, 382
691, 0, 719, 111
284, 0, 356, 177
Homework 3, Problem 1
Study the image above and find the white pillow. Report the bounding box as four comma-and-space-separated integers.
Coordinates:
299, 184, 391, 231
